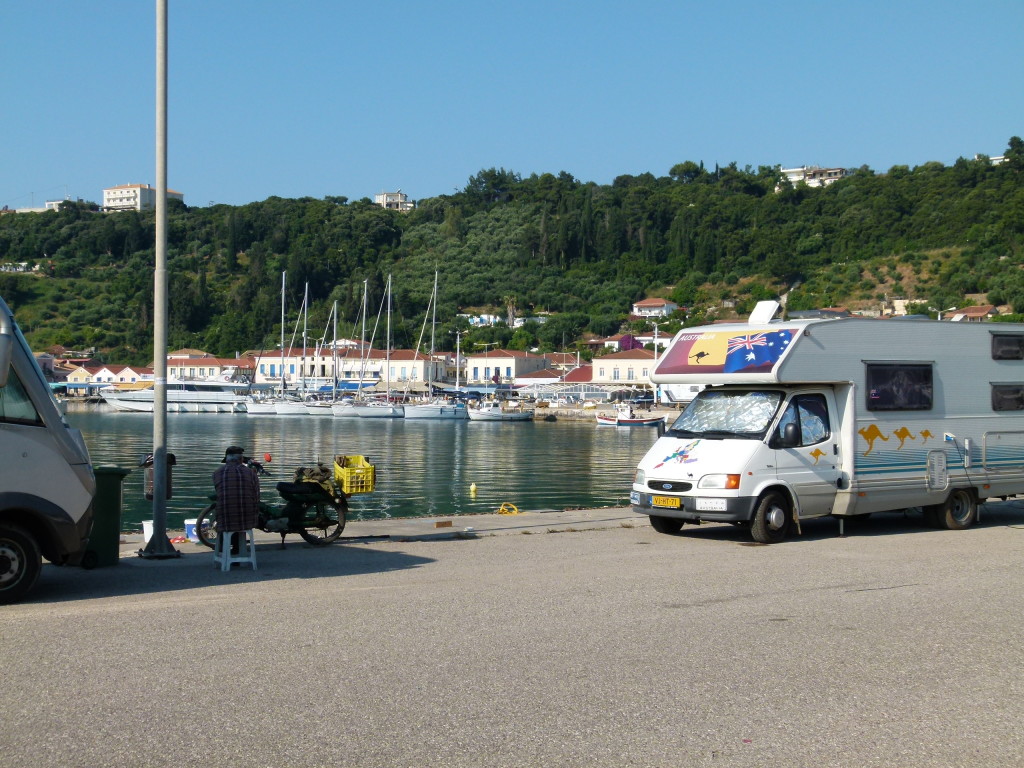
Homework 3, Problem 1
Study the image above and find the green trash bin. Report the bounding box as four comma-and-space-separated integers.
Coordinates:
82, 466, 131, 569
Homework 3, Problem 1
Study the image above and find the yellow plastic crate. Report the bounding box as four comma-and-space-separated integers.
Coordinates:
334, 455, 376, 494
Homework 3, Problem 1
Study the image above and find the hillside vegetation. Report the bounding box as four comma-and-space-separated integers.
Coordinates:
1, 137, 1022, 364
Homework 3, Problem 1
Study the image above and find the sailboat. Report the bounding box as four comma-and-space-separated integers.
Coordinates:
275, 283, 313, 415
404, 271, 467, 420
247, 271, 291, 415
351, 274, 403, 418
306, 300, 340, 416
332, 279, 370, 418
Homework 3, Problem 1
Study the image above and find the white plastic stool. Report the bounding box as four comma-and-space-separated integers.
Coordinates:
213, 529, 257, 572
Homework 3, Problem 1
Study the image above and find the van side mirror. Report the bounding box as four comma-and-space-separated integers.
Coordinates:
778, 422, 800, 449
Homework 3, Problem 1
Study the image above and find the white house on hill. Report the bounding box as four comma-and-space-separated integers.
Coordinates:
631, 298, 678, 317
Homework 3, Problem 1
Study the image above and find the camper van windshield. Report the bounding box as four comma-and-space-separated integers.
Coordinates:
667, 389, 783, 439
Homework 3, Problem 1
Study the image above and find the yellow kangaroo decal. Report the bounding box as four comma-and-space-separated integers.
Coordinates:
893, 426, 916, 450
809, 448, 827, 464
859, 423, 889, 456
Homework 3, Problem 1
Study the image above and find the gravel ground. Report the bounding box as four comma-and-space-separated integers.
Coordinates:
4, 502, 1024, 768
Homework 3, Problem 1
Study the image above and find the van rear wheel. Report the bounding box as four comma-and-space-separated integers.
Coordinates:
649, 515, 684, 534
750, 492, 791, 544
0, 523, 42, 605
935, 489, 977, 530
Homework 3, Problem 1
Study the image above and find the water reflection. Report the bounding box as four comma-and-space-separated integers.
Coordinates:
68, 409, 661, 528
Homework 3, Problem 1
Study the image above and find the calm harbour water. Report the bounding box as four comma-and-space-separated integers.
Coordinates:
67, 408, 662, 530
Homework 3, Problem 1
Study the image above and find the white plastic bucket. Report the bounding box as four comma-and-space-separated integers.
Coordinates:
141, 520, 154, 542
184, 519, 198, 542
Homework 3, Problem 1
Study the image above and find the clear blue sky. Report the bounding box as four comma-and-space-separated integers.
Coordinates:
3, 0, 1021, 209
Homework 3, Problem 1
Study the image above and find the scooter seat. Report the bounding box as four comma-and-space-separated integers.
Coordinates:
276, 481, 332, 502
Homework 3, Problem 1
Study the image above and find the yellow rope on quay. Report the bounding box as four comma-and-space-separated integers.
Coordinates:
497, 502, 520, 515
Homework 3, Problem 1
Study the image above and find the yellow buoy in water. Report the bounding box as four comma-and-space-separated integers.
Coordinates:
470, 483, 478, 497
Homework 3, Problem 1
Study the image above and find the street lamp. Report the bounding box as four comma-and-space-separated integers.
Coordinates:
929, 305, 957, 321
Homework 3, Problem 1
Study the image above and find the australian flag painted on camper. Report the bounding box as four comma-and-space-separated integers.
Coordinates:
655, 328, 797, 376
724, 330, 793, 373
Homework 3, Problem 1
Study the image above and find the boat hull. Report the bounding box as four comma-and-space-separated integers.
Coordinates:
467, 405, 534, 422
351, 404, 405, 418
404, 403, 469, 420
103, 389, 248, 413
595, 414, 663, 427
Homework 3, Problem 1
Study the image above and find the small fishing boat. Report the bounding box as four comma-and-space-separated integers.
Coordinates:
595, 405, 664, 427
467, 400, 534, 422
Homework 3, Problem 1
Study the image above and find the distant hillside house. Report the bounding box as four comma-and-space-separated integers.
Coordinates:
374, 190, 415, 212
779, 166, 853, 189
949, 305, 999, 323
103, 184, 184, 212
632, 298, 678, 317
601, 333, 644, 351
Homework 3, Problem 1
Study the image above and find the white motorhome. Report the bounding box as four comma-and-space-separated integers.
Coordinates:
632, 301, 1024, 543
0, 295, 95, 602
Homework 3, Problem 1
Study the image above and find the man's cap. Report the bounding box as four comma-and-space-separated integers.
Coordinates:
222, 445, 246, 462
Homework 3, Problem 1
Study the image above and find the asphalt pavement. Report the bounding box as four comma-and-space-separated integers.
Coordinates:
5, 500, 1024, 767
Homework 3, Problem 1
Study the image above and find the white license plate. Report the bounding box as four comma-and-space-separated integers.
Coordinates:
696, 497, 727, 512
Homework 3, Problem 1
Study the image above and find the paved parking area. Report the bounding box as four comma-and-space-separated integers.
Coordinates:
5, 501, 1024, 767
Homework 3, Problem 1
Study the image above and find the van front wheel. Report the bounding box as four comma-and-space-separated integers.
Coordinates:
0, 523, 42, 605
649, 515, 684, 534
750, 492, 791, 544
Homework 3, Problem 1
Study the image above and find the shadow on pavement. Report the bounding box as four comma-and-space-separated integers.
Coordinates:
26, 541, 435, 604
655, 501, 1024, 544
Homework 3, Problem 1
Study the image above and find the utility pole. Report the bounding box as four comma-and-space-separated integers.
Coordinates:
140, 0, 177, 558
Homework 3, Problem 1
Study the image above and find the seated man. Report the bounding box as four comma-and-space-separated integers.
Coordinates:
212, 445, 261, 553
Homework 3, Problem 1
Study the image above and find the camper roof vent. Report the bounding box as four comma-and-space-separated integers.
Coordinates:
748, 300, 781, 325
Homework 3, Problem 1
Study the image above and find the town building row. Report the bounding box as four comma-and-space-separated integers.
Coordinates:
42, 345, 659, 396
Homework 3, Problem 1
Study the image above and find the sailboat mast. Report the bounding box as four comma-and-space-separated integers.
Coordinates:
301, 283, 309, 395
428, 270, 437, 394
332, 300, 338, 401
455, 330, 461, 390
385, 274, 392, 395
359, 279, 368, 390
279, 271, 286, 393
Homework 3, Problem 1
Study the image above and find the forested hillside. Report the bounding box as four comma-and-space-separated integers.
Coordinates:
1, 137, 1022, 364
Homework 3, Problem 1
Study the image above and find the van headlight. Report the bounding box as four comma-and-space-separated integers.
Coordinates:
634, 469, 646, 485
697, 474, 741, 490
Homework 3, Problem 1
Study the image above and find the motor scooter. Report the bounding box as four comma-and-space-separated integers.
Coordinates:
195, 458, 348, 548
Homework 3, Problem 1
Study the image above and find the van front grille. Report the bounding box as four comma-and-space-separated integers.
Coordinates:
650, 480, 692, 492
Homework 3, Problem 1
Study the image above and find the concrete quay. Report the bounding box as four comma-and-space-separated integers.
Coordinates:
6, 500, 1024, 768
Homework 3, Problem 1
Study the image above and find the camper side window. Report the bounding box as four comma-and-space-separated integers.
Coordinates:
991, 334, 1024, 360
777, 394, 830, 446
866, 363, 933, 411
991, 384, 1024, 411
0, 367, 43, 425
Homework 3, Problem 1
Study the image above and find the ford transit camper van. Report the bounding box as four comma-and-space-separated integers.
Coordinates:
632, 301, 1024, 543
